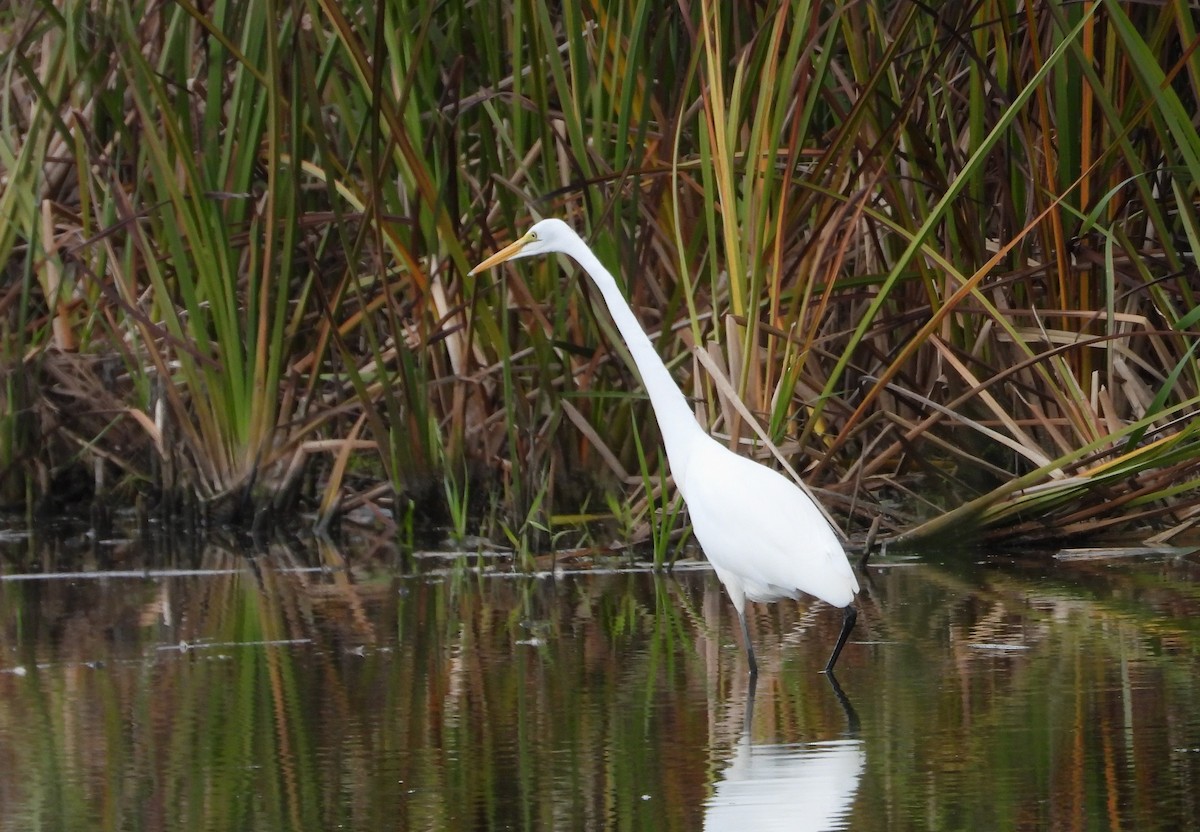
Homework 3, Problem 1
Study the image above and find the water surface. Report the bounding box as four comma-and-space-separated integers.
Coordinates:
2, 532, 1199, 830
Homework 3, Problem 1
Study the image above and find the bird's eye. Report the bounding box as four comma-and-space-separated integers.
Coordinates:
529, 231, 538, 240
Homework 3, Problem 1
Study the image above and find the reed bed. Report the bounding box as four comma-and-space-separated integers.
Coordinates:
2, 0, 1198, 547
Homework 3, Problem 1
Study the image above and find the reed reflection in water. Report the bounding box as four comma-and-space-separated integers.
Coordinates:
1, 534, 1199, 830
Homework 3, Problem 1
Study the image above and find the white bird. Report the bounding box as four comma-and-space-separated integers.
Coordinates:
469, 219, 859, 675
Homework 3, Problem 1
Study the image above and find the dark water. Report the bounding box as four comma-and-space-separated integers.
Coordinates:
2, 532, 1200, 830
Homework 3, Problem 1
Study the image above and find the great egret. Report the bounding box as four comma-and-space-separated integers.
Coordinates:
469, 219, 859, 675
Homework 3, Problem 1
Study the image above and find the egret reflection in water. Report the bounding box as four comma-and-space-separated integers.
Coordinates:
705, 675, 864, 831
705, 739, 864, 830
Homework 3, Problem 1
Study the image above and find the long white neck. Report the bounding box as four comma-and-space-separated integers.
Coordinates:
566, 242, 707, 478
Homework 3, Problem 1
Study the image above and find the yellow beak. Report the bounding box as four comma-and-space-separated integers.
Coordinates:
467, 233, 532, 275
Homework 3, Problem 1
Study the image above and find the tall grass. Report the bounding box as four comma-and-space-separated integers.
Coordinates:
2, 0, 1198, 546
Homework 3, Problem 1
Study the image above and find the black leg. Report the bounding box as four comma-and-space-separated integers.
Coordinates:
823, 605, 857, 674
737, 607, 758, 677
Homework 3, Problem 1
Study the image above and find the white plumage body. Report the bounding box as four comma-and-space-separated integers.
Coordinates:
679, 437, 859, 612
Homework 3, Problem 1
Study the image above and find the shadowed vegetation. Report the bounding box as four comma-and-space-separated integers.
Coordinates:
2, 0, 1198, 546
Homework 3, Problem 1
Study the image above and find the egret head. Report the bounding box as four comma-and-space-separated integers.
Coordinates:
468, 218, 576, 275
